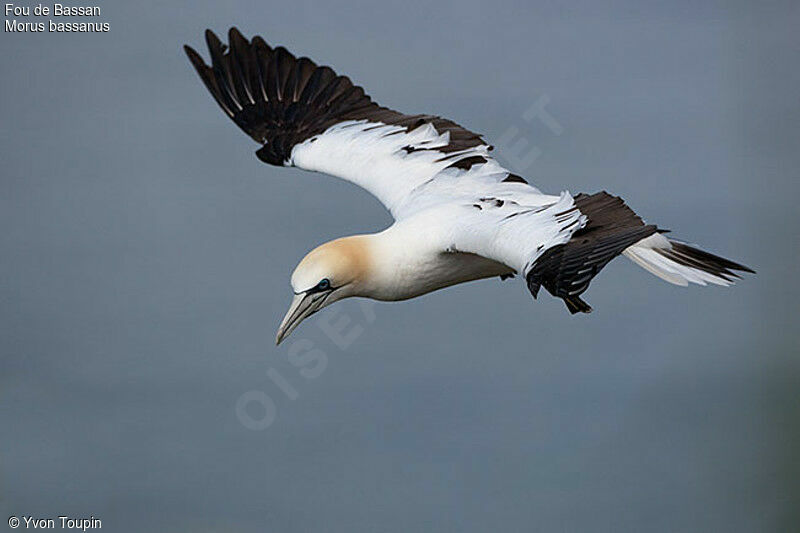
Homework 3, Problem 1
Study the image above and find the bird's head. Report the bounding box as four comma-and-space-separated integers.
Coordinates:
276, 236, 373, 344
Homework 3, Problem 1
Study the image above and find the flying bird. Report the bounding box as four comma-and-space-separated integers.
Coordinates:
184, 28, 754, 345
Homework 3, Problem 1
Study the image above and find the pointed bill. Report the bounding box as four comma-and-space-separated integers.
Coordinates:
275, 292, 329, 345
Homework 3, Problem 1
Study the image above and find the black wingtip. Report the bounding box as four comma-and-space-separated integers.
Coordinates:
205, 28, 226, 53
183, 44, 203, 65
228, 26, 245, 43
183, 26, 487, 166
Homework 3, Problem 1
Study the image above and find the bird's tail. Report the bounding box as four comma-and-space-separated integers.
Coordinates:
622, 233, 755, 287
525, 192, 754, 314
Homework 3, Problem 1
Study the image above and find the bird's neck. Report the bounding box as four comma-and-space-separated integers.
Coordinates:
329, 228, 431, 301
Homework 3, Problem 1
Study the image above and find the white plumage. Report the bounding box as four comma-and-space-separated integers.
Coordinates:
184, 28, 753, 342
291, 119, 584, 275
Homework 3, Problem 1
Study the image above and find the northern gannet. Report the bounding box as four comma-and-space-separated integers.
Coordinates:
184, 28, 754, 344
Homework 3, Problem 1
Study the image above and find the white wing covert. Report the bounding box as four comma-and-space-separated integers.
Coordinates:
185, 28, 523, 217
396, 168, 586, 275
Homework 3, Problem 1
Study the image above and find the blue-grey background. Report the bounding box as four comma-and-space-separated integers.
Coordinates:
2, 1, 798, 531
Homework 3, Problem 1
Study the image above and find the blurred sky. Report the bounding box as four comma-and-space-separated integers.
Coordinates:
1, 1, 799, 531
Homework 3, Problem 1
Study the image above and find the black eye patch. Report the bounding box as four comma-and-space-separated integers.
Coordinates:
306, 278, 332, 294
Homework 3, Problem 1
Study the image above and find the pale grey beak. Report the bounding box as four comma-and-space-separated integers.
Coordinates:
275, 291, 330, 345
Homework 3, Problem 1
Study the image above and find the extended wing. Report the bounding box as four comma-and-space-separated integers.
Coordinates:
185, 28, 525, 216
185, 29, 753, 314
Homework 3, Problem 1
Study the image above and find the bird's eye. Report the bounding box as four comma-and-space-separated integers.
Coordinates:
317, 278, 331, 290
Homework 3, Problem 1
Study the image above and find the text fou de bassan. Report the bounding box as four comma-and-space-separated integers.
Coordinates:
5, 3, 110, 32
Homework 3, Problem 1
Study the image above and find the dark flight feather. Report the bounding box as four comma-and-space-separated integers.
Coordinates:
527, 192, 658, 314
185, 28, 488, 166
526, 192, 754, 313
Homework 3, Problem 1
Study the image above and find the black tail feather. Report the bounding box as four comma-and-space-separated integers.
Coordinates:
656, 241, 755, 282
